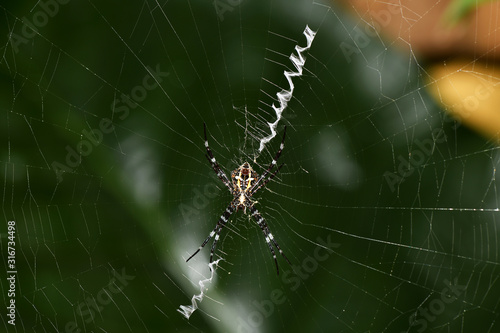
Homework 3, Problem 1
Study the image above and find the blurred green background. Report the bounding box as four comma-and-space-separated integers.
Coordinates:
1, 0, 499, 332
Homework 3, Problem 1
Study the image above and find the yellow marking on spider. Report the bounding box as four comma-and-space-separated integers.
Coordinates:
246, 177, 254, 191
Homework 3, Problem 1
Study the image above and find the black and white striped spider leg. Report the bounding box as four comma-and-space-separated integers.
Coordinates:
185, 124, 291, 275
249, 127, 286, 195
250, 206, 292, 275
204, 123, 233, 191
185, 204, 235, 264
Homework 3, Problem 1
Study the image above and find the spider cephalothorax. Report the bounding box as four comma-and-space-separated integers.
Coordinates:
186, 124, 291, 275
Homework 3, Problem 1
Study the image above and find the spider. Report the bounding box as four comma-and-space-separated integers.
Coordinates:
185, 123, 292, 275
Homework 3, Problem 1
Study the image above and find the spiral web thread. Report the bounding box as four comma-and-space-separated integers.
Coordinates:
177, 259, 222, 319
258, 25, 317, 153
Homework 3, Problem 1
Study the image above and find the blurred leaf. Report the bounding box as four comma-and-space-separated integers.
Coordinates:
444, 0, 497, 25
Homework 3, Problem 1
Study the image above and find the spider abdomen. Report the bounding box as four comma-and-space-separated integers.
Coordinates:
230, 162, 259, 212
231, 162, 258, 194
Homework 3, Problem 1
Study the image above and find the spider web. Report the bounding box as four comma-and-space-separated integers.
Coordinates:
1, 0, 500, 332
